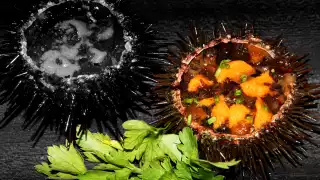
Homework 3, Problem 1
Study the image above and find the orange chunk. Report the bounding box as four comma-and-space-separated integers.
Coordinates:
198, 97, 215, 107
252, 71, 274, 83
216, 60, 255, 83
240, 71, 274, 97
254, 98, 273, 130
187, 105, 208, 122
211, 95, 230, 129
228, 104, 251, 128
248, 44, 269, 63
188, 74, 214, 92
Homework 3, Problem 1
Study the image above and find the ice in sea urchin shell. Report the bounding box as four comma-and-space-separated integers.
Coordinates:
154, 23, 320, 179
0, 0, 168, 145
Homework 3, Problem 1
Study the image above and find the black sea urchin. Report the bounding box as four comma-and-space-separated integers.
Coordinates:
154, 24, 320, 179
0, 0, 167, 145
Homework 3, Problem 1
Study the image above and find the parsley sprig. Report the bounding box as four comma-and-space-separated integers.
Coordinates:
35, 120, 240, 180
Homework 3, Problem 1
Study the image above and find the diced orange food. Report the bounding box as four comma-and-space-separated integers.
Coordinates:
253, 71, 274, 83
187, 105, 208, 122
188, 74, 214, 92
230, 120, 252, 135
254, 98, 273, 130
228, 104, 251, 128
240, 71, 274, 97
216, 60, 256, 83
211, 95, 230, 129
248, 44, 270, 63
198, 97, 215, 107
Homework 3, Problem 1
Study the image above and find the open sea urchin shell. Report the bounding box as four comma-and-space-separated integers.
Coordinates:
0, 0, 168, 144
154, 24, 320, 179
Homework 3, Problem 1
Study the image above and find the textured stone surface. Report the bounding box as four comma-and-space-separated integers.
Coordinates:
0, 0, 320, 179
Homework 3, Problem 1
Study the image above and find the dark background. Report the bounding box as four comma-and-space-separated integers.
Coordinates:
0, 0, 320, 179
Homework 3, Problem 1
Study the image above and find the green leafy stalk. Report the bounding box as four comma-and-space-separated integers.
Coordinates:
35, 143, 86, 179
47, 143, 87, 175
35, 120, 240, 180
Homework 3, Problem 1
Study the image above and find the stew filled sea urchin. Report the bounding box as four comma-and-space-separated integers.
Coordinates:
0, 0, 167, 144
155, 24, 320, 179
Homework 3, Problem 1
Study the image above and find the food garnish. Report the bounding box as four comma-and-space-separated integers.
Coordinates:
35, 120, 240, 180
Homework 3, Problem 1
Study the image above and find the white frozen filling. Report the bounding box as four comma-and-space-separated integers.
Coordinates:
59, 43, 81, 60
89, 48, 107, 64
40, 50, 80, 77
39, 19, 114, 78
59, 19, 92, 37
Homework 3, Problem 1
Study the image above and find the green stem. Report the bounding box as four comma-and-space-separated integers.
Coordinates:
46, 177, 78, 180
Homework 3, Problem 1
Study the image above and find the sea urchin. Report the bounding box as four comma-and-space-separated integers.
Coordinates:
0, 0, 167, 145
155, 24, 320, 179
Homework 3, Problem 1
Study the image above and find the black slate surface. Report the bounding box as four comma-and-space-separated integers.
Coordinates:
1, 0, 320, 179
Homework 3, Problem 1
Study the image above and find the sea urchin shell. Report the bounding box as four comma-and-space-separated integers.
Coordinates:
154, 23, 320, 179
0, 0, 167, 145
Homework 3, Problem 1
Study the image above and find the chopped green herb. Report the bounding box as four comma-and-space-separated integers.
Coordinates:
187, 114, 192, 126
183, 98, 198, 104
214, 68, 222, 77
214, 59, 231, 77
183, 98, 194, 104
240, 74, 248, 83
246, 116, 253, 121
220, 59, 232, 66
214, 96, 220, 104
262, 104, 269, 111
220, 63, 230, 69
234, 89, 242, 96
207, 117, 217, 125
235, 97, 244, 104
